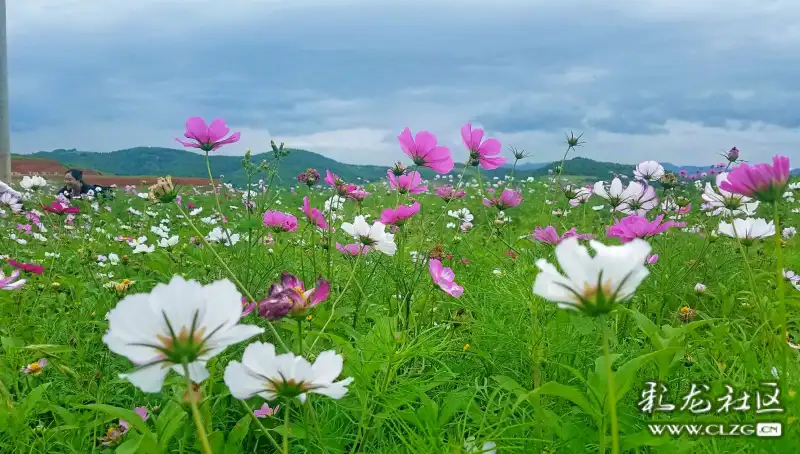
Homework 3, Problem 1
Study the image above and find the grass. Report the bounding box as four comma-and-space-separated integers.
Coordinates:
0, 160, 798, 453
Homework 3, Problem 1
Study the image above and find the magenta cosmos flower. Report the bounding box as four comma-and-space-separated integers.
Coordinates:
398, 127, 454, 174
462, 123, 505, 170
719, 155, 791, 203
607, 214, 685, 243
9, 260, 43, 275
262, 210, 298, 233
380, 202, 420, 226
42, 201, 79, 215
532, 226, 593, 245
429, 259, 463, 297
483, 188, 522, 210
175, 117, 240, 152
347, 187, 370, 203
301, 196, 328, 229
387, 170, 428, 194
257, 273, 331, 320
435, 184, 466, 201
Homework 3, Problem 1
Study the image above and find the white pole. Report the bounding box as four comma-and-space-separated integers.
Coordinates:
0, 0, 11, 183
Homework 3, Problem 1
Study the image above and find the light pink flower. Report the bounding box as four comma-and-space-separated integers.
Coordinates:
719, 155, 791, 203
435, 185, 466, 201
398, 127, 454, 174
380, 202, 420, 226
387, 170, 428, 194
607, 214, 685, 243
336, 243, 370, 256
483, 189, 522, 209
262, 210, 298, 233
646, 254, 659, 265
532, 226, 593, 245
175, 117, 240, 152
0, 269, 26, 290
120, 407, 149, 432
462, 123, 505, 170
429, 259, 463, 297
254, 403, 280, 418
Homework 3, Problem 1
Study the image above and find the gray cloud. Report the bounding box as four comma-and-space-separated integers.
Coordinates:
6, 0, 800, 165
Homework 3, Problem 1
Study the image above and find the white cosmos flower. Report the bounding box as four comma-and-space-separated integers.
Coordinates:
0, 192, 23, 213
701, 172, 759, 217
133, 243, 156, 254
20, 175, 48, 190
592, 178, 640, 209
224, 342, 353, 402
533, 237, 651, 314
718, 218, 775, 241
207, 227, 240, 246
617, 181, 658, 216
340, 215, 396, 256
464, 437, 497, 454
633, 160, 665, 181
448, 208, 473, 224
158, 235, 179, 248
783, 227, 796, 239
0, 180, 22, 198
102, 276, 264, 392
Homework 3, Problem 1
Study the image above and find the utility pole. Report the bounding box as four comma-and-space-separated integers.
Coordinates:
0, 0, 11, 183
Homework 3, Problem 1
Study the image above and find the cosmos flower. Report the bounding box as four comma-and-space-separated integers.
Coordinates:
720, 155, 791, 203
380, 202, 420, 226
633, 161, 665, 181
718, 218, 775, 242
175, 117, 240, 152
532, 237, 651, 315
387, 170, 428, 194
429, 259, 464, 297
102, 276, 264, 392
224, 342, 353, 402
341, 216, 397, 256
262, 211, 299, 233
483, 189, 523, 210
532, 226, 593, 245
397, 127, 454, 174
607, 214, 685, 243
256, 273, 331, 320
461, 123, 505, 170
702, 172, 760, 217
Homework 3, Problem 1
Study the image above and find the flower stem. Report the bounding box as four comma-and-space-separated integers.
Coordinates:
601, 317, 620, 454
773, 202, 788, 389
241, 400, 282, 451
283, 401, 291, 454
182, 363, 213, 454
297, 318, 304, 356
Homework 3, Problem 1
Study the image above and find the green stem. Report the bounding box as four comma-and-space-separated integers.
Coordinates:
601, 317, 620, 454
283, 401, 291, 454
176, 203, 289, 352
241, 400, 282, 451
297, 318, 304, 356
182, 363, 213, 454
773, 203, 787, 390
309, 251, 364, 351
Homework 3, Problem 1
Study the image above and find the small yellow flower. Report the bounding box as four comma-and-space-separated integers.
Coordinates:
789, 390, 797, 399
306, 315, 313, 321
463, 344, 470, 352
51, 282, 61, 289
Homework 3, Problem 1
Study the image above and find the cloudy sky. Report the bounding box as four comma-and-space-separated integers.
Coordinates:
7, 0, 800, 166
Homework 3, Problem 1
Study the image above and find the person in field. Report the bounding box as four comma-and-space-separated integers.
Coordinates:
58, 169, 112, 200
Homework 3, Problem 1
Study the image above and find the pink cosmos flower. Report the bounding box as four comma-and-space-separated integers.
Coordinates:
483, 189, 522, 209
347, 187, 371, 202
262, 210, 298, 233
532, 226, 593, 245
16, 224, 32, 235
175, 117, 240, 152
397, 127, 454, 174
241, 296, 256, 317
429, 259, 464, 297
380, 202, 420, 226
387, 170, 428, 194
435, 184, 466, 201
119, 407, 149, 432
9, 260, 43, 275
607, 214, 686, 243
719, 155, 791, 203
1, 269, 26, 290
336, 243, 370, 256
462, 123, 505, 170
257, 273, 331, 320
646, 254, 659, 265
301, 196, 328, 229
254, 403, 280, 418
42, 201, 79, 215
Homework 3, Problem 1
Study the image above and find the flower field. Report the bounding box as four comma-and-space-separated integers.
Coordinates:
0, 118, 798, 453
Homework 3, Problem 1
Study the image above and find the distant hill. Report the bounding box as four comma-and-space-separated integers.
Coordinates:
18, 147, 790, 187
